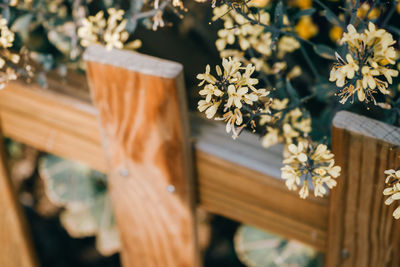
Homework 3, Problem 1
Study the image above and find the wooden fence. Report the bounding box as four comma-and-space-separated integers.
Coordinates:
0, 45, 399, 266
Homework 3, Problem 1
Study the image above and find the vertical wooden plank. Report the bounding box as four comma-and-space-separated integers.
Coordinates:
0, 131, 38, 267
84, 45, 198, 267
326, 111, 400, 267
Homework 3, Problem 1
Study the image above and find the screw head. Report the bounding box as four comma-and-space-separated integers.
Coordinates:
119, 168, 129, 177
342, 249, 350, 259
167, 185, 175, 193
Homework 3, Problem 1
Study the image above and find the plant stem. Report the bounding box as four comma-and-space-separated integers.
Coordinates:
349, 0, 360, 25
382, 1, 397, 28
314, 0, 344, 28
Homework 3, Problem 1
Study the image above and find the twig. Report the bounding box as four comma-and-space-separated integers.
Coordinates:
129, 0, 168, 23
349, 0, 360, 25
382, 1, 397, 28
314, 0, 344, 28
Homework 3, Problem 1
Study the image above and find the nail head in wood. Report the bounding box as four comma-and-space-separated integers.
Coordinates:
119, 168, 129, 177
167, 185, 176, 193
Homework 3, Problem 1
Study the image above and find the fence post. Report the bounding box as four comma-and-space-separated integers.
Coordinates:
326, 111, 400, 267
0, 130, 38, 267
84, 45, 198, 267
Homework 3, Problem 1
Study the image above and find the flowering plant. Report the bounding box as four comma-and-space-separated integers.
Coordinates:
196, 0, 400, 204
2, 0, 400, 216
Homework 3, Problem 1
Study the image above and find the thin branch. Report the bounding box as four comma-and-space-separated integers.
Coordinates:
349, 0, 360, 25
314, 0, 344, 28
382, 1, 397, 28
129, 0, 168, 23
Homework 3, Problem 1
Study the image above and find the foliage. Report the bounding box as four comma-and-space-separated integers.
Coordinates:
234, 225, 318, 267
39, 155, 120, 256
195, 0, 400, 202
0, 0, 185, 86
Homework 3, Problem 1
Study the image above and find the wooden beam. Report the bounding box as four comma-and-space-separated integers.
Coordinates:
84, 45, 198, 267
0, 80, 106, 172
0, 131, 38, 267
327, 111, 400, 267
197, 150, 327, 251
0, 66, 328, 252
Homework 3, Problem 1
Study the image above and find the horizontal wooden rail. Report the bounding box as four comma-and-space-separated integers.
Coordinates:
0, 78, 328, 251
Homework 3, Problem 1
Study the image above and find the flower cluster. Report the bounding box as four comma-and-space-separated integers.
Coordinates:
213, 5, 302, 80
383, 169, 400, 219
260, 98, 311, 148
78, 9, 141, 50
330, 22, 398, 104
281, 140, 341, 199
213, 6, 300, 59
0, 17, 19, 90
197, 57, 271, 138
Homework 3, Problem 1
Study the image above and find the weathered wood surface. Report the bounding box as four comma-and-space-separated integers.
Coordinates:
84, 45, 198, 267
327, 111, 400, 267
0, 75, 329, 251
0, 80, 106, 172
0, 131, 38, 267
193, 116, 328, 251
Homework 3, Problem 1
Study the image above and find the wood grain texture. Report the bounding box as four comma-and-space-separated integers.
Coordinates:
85, 46, 198, 267
0, 132, 38, 267
327, 111, 400, 267
0, 80, 106, 172
0, 77, 330, 253
196, 150, 328, 251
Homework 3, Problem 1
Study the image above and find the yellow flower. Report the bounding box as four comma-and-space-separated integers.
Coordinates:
248, 0, 270, 7
198, 100, 221, 119
199, 84, 223, 102
197, 58, 271, 139
262, 127, 281, 147
332, 23, 399, 104
357, 3, 380, 19
340, 24, 360, 49
299, 180, 309, 199
290, 0, 312, 9
260, 99, 310, 148
0, 18, 15, 48
281, 165, 301, 190
281, 140, 340, 199
196, 64, 217, 86
295, 16, 318, 40
213, 7, 275, 57
1, 17, 21, 90
78, 9, 133, 50
226, 85, 249, 109
278, 36, 300, 58
383, 169, 400, 219
287, 66, 302, 79
329, 26, 343, 43
216, 108, 243, 137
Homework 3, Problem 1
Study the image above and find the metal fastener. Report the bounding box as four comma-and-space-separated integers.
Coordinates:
119, 168, 129, 177
167, 185, 175, 193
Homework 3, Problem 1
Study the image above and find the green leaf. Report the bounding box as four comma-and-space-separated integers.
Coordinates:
39, 155, 103, 207
286, 79, 299, 103
314, 82, 335, 101
11, 13, 34, 33
40, 155, 120, 256
386, 26, 400, 37
47, 30, 73, 56
234, 225, 317, 267
313, 44, 336, 60
293, 8, 316, 20
322, 9, 344, 28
